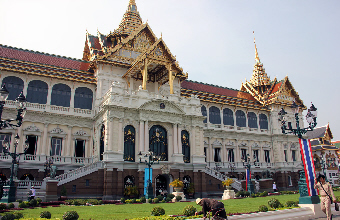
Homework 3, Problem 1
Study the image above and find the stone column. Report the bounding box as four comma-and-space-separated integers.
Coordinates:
46, 83, 52, 106
208, 137, 212, 162
173, 124, 178, 154
66, 126, 73, 157
118, 120, 123, 152
9, 132, 15, 153
257, 113, 261, 130
220, 107, 224, 128
70, 87, 75, 109
41, 123, 48, 155
177, 125, 182, 154
139, 121, 144, 152
222, 138, 226, 163
144, 121, 149, 152
108, 118, 114, 151
23, 80, 28, 96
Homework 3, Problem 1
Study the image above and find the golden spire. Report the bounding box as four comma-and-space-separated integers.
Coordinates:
116, 0, 143, 36
254, 31, 260, 63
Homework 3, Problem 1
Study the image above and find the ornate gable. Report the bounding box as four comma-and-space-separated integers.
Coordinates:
139, 100, 185, 115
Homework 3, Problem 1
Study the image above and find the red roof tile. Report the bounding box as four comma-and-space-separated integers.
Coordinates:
181, 80, 256, 101
0, 44, 90, 71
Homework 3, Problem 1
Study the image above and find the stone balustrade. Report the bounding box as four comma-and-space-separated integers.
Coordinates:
0, 154, 94, 165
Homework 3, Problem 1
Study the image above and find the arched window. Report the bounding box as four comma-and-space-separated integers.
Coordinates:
51, 83, 71, 107
26, 80, 48, 104
247, 112, 258, 128
223, 108, 234, 126
2, 76, 24, 100
209, 106, 221, 124
181, 130, 190, 163
149, 125, 168, 161
259, 114, 268, 130
236, 110, 246, 127
100, 125, 105, 161
124, 125, 135, 162
201, 105, 207, 123
74, 87, 93, 110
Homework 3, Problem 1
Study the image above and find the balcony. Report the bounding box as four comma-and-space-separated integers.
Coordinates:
0, 154, 94, 165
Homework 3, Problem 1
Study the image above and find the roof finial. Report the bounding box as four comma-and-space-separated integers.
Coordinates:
253, 31, 260, 63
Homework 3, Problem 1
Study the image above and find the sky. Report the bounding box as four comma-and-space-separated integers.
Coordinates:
0, 0, 339, 140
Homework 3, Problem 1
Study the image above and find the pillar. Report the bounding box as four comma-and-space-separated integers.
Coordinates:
222, 138, 226, 163
173, 124, 178, 154
41, 123, 48, 155
108, 118, 113, 151
142, 58, 148, 90
144, 121, 149, 152
66, 126, 73, 157
118, 120, 123, 152
47, 83, 52, 106
177, 125, 182, 154
139, 121, 144, 152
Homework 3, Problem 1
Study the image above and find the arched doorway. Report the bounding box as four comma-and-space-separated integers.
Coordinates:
155, 174, 171, 196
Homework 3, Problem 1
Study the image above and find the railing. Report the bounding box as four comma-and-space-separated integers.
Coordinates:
17, 180, 43, 189
4, 101, 94, 117
56, 161, 104, 186
0, 154, 94, 165
204, 166, 243, 191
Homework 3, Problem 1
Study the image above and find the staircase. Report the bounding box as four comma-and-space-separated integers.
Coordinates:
56, 161, 104, 186
204, 166, 243, 191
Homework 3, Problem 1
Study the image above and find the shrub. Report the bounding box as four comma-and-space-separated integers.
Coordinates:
15, 199, 22, 203
29, 199, 38, 207
62, 211, 79, 220
73, 200, 80, 206
259, 205, 269, 212
131, 198, 136, 204
167, 194, 175, 199
125, 199, 132, 204
136, 199, 141, 203
235, 191, 244, 197
268, 198, 281, 209
140, 197, 146, 203
156, 195, 163, 201
0, 203, 7, 210
251, 193, 256, 198
19, 202, 29, 208
36, 198, 42, 203
7, 203, 14, 209
13, 211, 23, 219
183, 205, 197, 216
147, 198, 152, 203
87, 199, 99, 205
161, 200, 166, 203
176, 196, 182, 202
1, 213, 15, 220
285, 201, 298, 207
151, 206, 165, 216
120, 198, 126, 203
260, 191, 268, 197
166, 197, 172, 202
98, 200, 103, 205
244, 191, 250, 197
153, 198, 159, 203
40, 211, 52, 219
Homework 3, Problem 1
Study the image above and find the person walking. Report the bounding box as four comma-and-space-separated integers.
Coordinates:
29, 186, 36, 201
314, 174, 336, 220
195, 198, 227, 219
273, 182, 277, 192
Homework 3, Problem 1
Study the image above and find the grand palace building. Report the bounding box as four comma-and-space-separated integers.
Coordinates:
0, 0, 309, 199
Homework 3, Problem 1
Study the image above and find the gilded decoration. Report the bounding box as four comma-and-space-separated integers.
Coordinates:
182, 131, 190, 163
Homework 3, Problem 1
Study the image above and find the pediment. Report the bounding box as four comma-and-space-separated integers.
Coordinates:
276, 77, 304, 107
139, 100, 185, 115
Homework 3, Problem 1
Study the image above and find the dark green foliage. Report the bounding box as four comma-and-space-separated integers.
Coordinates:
1, 213, 15, 220
131, 198, 136, 204
175, 196, 182, 201
285, 201, 298, 207
13, 212, 23, 219
36, 197, 42, 203
62, 211, 79, 220
40, 211, 52, 219
161, 199, 166, 203
235, 191, 244, 197
183, 205, 197, 216
151, 206, 165, 216
29, 198, 38, 207
167, 194, 175, 199
244, 191, 250, 197
120, 198, 126, 203
260, 191, 268, 197
153, 198, 159, 203
0, 203, 7, 210
147, 198, 152, 203
259, 205, 269, 212
166, 197, 172, 202
268, 198, 281, 209
7, 203, 14, 209
18, 201, 29, 208
15, 199, 22, 203
156, 195, 163, 201
140, 197, 146, 203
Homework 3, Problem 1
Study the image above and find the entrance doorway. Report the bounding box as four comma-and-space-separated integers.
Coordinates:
155, 175, 171, 197
26, 135, 37, 155
75, 140, 84, 157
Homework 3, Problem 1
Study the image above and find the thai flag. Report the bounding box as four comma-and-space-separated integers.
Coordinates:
299, 139, 318, 196
246, 169, 251, 191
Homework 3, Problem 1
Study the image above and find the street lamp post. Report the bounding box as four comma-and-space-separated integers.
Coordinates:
138, 150, 160, 199
242, 154, 255, 195
0, 84, 28, 203
278, 101, 319, 204
2, 135, 29, 202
